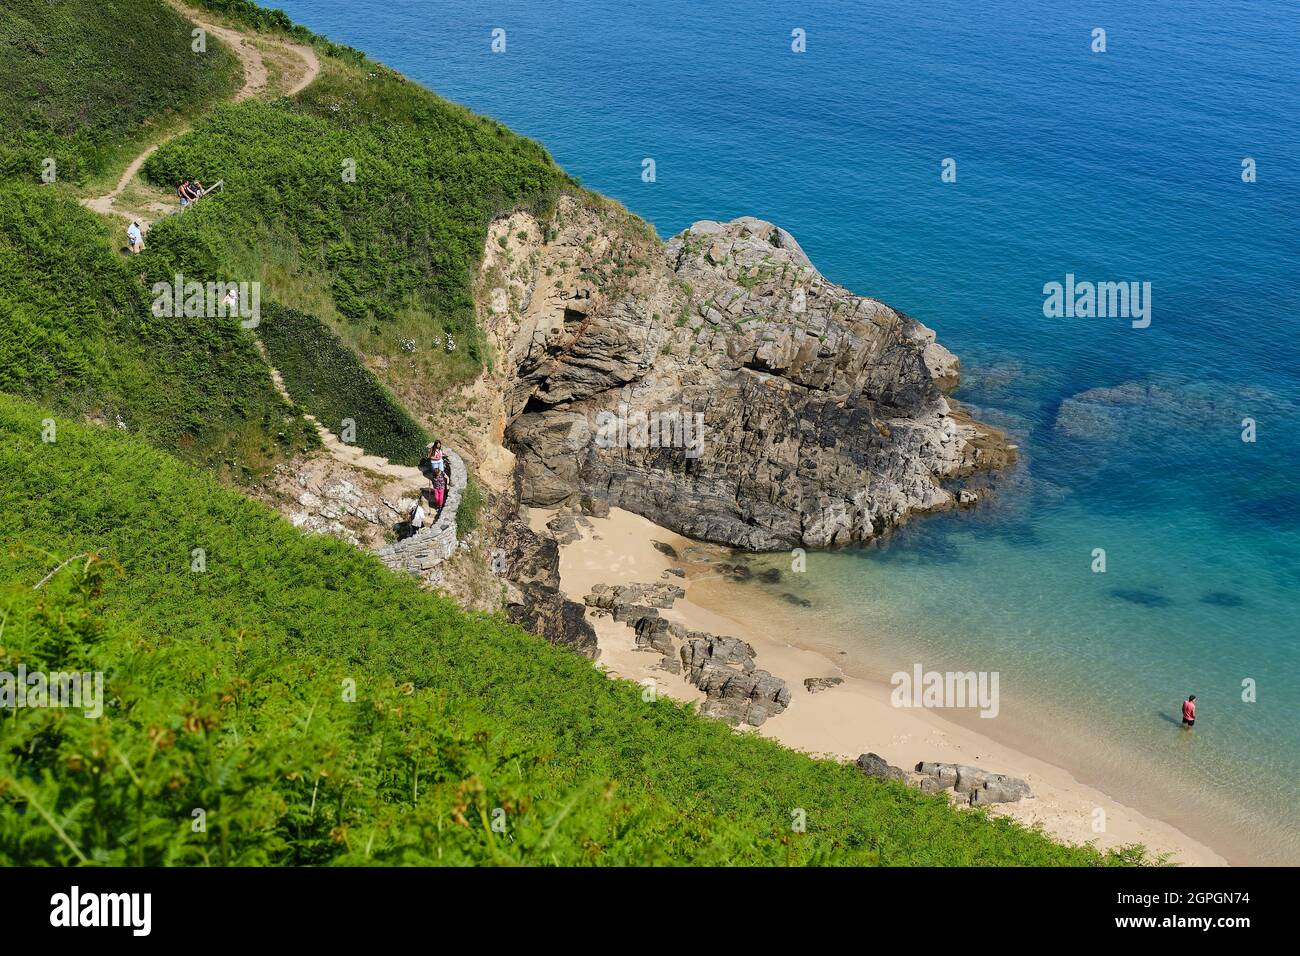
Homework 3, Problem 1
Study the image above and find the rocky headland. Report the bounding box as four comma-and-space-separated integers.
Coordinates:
481, 197, 1013, 552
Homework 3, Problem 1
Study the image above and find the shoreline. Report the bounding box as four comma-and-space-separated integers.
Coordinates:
530, 505, 1227, 867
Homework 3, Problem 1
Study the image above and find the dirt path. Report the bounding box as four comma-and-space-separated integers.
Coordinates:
282, 39, 321, 97
256, 342, 427, 483
80, 1, 320, 224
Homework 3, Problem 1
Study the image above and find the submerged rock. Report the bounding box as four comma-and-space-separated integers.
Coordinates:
1200, 590, 1245, 607
652, 540, 679, 559
1109, 588, 1173, 608
1054, 380, 1286, 444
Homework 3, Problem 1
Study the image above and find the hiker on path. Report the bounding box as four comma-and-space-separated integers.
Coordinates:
126, 221, 144, 254
1181, 694, 1197, 728
402, 500, 426, 540
432, 467, 447, 515
178, 179, 196, 207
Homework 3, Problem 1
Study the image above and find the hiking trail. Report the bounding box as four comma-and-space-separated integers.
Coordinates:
80, 1, 320, 224
77, 4, 464, 575
256, 343, 467, 574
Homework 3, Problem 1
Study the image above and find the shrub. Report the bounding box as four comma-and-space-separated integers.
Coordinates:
258, 303, 428, 463
456, 475, 484, 537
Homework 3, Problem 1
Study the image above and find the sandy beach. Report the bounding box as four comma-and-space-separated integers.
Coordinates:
530, 505, 1227, 867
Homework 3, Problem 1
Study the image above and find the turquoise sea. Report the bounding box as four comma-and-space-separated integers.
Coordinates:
272, 0, 1300, 863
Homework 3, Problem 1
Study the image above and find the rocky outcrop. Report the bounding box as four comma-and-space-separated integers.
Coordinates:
914, 761, 1032, 805
584, 581, 686, 611
856, 752, 906, 782
582, 575, 790, 724
679, 634, 791, 727
493, 200, 1011, 551
506, 584, 599, 659
495, 510, 599, 659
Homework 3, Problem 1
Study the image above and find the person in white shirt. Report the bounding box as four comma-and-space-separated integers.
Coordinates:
126, 221, 144, 254
407, 501, 426, 538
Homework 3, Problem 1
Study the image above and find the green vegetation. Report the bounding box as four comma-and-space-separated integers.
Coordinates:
139, 50, 573, 392
456, 476, 484, 538
0, 0, 240, 184
258, 304, 428, 462
0, 183, 315, 475
0, 396, 1134, 865
0, 0, 1146, 868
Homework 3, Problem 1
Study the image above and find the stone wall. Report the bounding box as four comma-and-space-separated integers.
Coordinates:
375, 448, 467, 579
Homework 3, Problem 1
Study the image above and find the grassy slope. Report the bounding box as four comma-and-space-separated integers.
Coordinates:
139, 49, 572, 394
0, 183, 317, 476
0, 395, 1130, 865
0, 0, 241, 185
0, 0, 319, 477
258, 303, 429, 462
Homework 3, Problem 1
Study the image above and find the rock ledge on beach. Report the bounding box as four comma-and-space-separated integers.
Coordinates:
914, 761, 1031, 805
856, 752, 906, 782
584, 578, 791, 726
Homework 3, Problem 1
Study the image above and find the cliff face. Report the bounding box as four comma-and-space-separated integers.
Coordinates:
482, 196, 1010, 551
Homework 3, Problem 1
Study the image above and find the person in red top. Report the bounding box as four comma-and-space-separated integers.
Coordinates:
1181, 694, 1197, 728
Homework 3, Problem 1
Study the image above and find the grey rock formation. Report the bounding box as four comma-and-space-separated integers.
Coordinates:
502, 205, 1011, 550
914, 761, 1031, 805
680, 634, 757, 674
505, 584, 599, 660
680, 634, 790, 727
495, 511, 599, 659
586, 576, 789, 725
584, 581, 685, 611
856, 752, 906, 782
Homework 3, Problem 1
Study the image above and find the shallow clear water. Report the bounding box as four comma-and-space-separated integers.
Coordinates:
272, 0, 1300, 863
